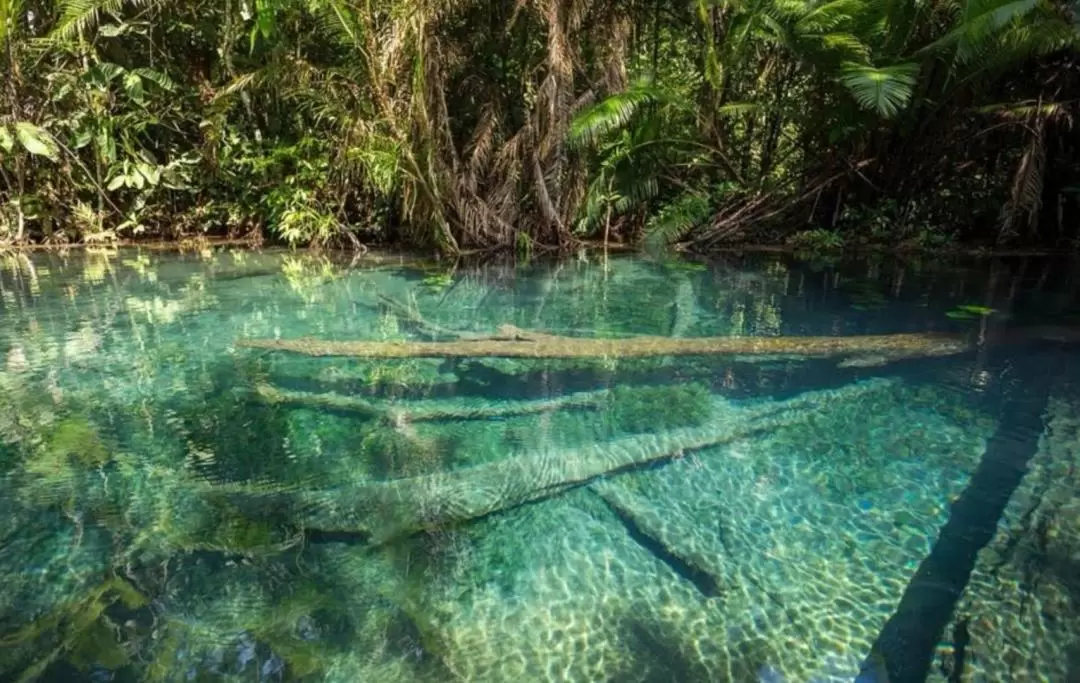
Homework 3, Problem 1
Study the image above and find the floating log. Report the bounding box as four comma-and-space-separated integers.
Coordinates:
254, 382, 610, 422
296, 378, 898, 544
238, 325, 971, 365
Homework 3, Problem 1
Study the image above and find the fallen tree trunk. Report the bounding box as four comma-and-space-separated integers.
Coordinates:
237, 325, 971, 364
295, 378, 899, 545
254, 382, 610, 422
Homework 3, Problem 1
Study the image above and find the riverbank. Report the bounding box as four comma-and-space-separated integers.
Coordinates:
3, 234, 1079, 260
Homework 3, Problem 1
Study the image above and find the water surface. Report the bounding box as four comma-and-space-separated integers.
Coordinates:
1, 248, 1078, 682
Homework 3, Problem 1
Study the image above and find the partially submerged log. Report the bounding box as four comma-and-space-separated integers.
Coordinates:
296, 378, 898, 544
255, 382, 610, 422
238, 325, 971, 365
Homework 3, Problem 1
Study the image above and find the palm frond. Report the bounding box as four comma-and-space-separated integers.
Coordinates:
0, 0, 25, 49
644, 191, 712, 250
795, 0, 864, 34
51, 0, 157, 41
978, 100, 1072, 123
568, 80, 665, 148
925, 0, 1038, 62
1000, 124, 1045, 239
214, 72, 262, 100
819, 32, 870, 60
840, 62, 919, 117
613, 176, 659, 213
717, 102, 763, 118
309, 0, 364, 47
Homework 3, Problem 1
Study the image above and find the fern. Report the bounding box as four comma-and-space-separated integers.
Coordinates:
568, 80, 665, 148
841, 62, 919, 117
644, 191, 712, 250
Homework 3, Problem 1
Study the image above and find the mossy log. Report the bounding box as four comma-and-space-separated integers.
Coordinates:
254, 382, 610, 422
237, 325, 971, 364
295, 378, 898, 544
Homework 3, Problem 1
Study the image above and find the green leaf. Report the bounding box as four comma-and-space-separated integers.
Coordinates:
73, 128, 93, 150
0, 126, 12, 153
87, 62, 125, 88
98, 23, 125, 37
129, 68, 174, 91
840, 62, 919, 118
956, 304, 996, 316
946, 310, 978, 320
107, 175, 126, 191
123, 72, 144, 103
136, 162, 160, 185
96, 127, 116, 163
15, 122, 59, 160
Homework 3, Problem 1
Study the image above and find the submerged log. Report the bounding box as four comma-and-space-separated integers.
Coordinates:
296, 378, 898, 544
238, 325, 971, 364
254, 382, 610, 422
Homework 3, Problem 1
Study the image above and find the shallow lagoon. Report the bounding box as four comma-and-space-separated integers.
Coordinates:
0, 248, 1078, 682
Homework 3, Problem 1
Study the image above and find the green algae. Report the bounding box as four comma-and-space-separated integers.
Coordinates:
608, 382, 712, 434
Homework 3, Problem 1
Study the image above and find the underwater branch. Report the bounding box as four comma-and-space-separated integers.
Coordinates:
296, 379, 900, 545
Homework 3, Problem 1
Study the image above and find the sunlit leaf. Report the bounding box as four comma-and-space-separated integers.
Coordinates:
136, 162, 160, 185
15, 122, 59, 160
956, 304, 996, 316
840, 62, 919, 118
123, 72, 144, 103
87, 61, 125, 87
130, 68, 175, 91
73, 128, 93, 150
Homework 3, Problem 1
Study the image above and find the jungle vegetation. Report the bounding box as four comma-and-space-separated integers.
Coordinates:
0, 0, 1078, 253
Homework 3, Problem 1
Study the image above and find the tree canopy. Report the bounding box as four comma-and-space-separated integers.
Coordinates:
1, 0, 1078, 251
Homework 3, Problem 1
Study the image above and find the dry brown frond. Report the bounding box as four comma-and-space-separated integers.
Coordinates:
1000, 122, 1045, 241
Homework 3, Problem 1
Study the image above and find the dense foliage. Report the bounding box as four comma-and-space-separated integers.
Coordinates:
0, 0, 1078, 251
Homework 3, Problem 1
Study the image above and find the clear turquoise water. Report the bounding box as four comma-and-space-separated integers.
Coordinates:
0, 248, 1077, 682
